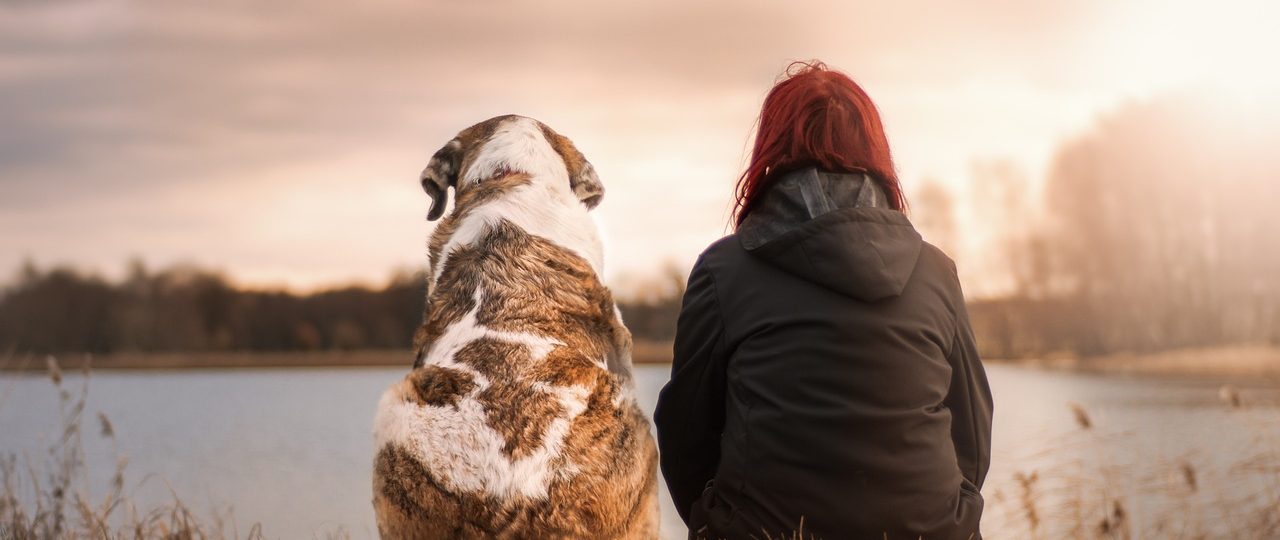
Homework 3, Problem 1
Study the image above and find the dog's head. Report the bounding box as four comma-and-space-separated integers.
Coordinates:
420, 115, 603, 221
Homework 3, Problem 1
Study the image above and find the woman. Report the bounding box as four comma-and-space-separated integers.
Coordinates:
654, 61, 993, 540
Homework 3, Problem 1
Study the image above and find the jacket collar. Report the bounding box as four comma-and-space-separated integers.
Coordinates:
739, 167, 889, 250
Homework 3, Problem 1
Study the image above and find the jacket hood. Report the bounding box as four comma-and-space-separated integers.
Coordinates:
738, 167, 922, 301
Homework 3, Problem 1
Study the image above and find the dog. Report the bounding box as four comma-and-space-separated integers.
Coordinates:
372, 115, 659, 539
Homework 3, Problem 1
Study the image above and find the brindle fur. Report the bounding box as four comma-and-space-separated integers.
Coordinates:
374, 116, 658, 539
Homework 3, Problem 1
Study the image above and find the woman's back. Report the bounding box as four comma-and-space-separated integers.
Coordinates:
656, 60, 992, 539
656, 168, 991, 539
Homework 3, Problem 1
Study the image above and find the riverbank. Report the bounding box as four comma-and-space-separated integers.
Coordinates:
0, 340, 678, 371
6, 343, 1276, 378
991, 344, 1280, 380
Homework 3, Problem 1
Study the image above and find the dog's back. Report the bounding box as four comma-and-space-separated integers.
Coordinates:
372, 116, 658, 539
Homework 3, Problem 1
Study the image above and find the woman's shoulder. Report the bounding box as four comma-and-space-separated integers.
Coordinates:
917, 241, 958, 277
701, 234, 740, 257
694, 234, 752, 271
915, 241, 969, 312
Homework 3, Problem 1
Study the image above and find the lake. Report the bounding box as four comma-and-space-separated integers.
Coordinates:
3, 363, 1279, 538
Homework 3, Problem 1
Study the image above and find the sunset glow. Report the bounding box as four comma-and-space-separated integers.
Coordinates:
2, 0, 1276, 296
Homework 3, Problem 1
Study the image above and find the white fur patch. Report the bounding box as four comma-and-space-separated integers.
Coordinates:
431, 117, 604, 287
373, 287, 592, 500
460, 117, 569, 190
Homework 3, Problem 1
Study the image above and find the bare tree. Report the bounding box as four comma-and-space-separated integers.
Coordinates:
1042, 91, 1280, 354
912, 178, 960, 260
969, 159, 1051, 299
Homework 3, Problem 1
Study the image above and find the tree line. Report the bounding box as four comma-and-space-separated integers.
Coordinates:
0, 260, 686, 355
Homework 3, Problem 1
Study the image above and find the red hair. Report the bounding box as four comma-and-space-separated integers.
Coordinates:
733, 61, 906, 227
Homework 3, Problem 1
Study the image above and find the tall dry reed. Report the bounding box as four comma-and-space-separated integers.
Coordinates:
0, 357, 284, 540
987, 386, 1280, 539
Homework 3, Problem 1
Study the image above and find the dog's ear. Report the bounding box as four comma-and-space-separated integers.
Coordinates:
570, 160, 604, 210
421, 139, 462, 221
542, 127, 604, 210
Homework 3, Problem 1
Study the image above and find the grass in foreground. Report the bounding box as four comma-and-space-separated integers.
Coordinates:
986, 389, 1280, 539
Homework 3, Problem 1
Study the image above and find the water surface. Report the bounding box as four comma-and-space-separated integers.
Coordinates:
2, 363, 1278, 538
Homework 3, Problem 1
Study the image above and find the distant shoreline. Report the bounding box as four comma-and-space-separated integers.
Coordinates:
0, 340, 678, 371
987, 344, 1280, 381
7, 344, 1277, 380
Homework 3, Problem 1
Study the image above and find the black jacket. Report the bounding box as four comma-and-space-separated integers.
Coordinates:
655, 168, 993, 540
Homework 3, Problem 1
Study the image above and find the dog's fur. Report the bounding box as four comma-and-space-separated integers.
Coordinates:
372, 115, 659, 539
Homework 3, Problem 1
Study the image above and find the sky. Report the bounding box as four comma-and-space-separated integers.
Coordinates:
2, 0, 1277, 295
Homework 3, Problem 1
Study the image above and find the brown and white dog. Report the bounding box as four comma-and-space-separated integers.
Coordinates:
372, 115, 659, 539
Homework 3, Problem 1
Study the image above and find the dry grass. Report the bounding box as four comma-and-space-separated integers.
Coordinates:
0, 357, 320, 539
986, 394, 1280, 539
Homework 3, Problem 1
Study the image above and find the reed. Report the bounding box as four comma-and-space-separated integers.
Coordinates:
987, 393, 1280, 539
0, 357, 281, 540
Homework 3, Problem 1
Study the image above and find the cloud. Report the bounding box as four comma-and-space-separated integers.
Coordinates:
2, 0, 1274, 289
